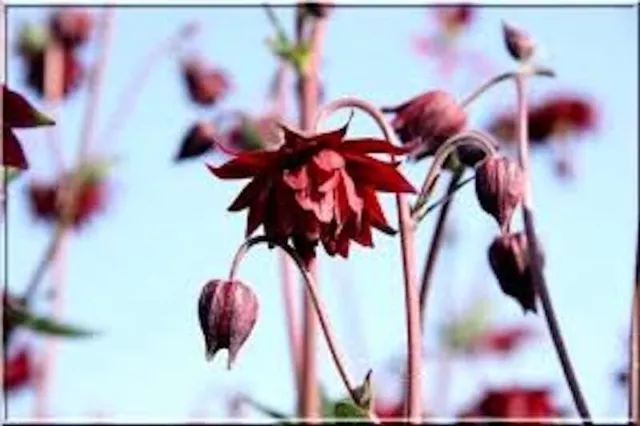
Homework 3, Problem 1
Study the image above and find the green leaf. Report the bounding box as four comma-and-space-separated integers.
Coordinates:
7, 303, 97, 338
440, 298, 493, 353
333, 400, 369, 419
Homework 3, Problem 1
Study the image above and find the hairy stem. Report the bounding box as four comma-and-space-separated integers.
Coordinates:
418, 167, 464, 327
514, 73, 592, 423
295, 7, 326, 420
228, 236, 378, 422
315, 97, 422, 421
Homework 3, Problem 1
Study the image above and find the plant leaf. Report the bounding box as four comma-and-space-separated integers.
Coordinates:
7, 303, 96, 338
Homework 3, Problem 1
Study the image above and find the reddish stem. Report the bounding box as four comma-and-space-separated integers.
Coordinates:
514, 73, 592, 423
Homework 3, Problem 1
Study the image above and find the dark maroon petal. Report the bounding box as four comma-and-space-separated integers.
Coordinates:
360, 186, 396, 235
283, 165, 310, 190
2, 128, 28, 169
3, 85, 55, 128
228, 176, 270, 212
340, 138, 412, 156
313, 124, 349, 149
246, 195, 267, 237
344, 154, 416, 193
207, 151, 280, 179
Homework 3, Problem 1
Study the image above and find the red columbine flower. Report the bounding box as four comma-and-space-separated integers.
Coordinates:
2, 85, 55, 169
5, 347, 34, 393
460, 387, 561, 420
382, 90, 467, 162
49, 9, 93, 49
488, 94, 597, 146
175, 121, 218, 162
435, 5, 475, 38
25, 48, 84, 98
182, 58, 231, 107
471, 325, 536, 356
27, 162, 109, 228
208, 123, 415, 262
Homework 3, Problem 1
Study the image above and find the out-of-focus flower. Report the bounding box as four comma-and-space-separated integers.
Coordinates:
382, 90, 467, 161
182, 58, 231, 107
49, 9, 93, 49
374, 399, 404, 422
5, 347, 34, 393
488, 232, 543, 314
2, 85, 55, 169
226, 113, 284, 152
488, 94, 598, 146
435, 6, 475, 38
300, 2, 333, 19
17, 23, 50, 59
460, 387, 561, 419
208, 123, 415, 262
475, 154, 524, 232
471, 325, 536, 356
24, 48, 85, 98
198, 279, 259, 369
175, 121, 218, 162
502, 21, 536, 62
27, 162, 109, 229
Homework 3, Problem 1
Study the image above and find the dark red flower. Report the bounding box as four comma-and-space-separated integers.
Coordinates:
488, 94, 597, 146
182, 58, 231, 107
25, 47, 84, 98
198, 279, 259, 369
435, 6, 475, 37
488, 232, 543, 314
50, 9, 93, 49
2, 85, 55, 169
460, 387, 561, 420
175, 121, 218, 162
382, 90, 467, 161
27, 165, 108, 229
471, 325, 536, 356
208, 123, 415, 262
5, 347, 34, 393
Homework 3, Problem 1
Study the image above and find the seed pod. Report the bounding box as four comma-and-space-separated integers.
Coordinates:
502, 22, 536, 62
488, 232, 544, 314
383, 90, 467, 161
475, 154, 524, 232
198, 279, 259, 369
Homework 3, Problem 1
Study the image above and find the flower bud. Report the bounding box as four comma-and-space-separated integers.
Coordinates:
182, 58, 231, 107
50, 9, 93, 49
488, 232, 544, 314
383, 90, 467, 161
198, 279, 259, 369
475, 154, 524, 231
175, 121, 217, 161
502, 22, 535, 62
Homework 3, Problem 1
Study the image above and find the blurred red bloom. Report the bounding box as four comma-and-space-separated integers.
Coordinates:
24, 48, 85, 98
49, 9, 93, 49
488, 94, 598, 145
435, 6, 475, 37
471, 325, 536, 356
182, 58, 231, 107
27, 166, 108, 229
208, 123, 415, 262
374, 400, 404, 422
2, 85, 55, 169
5, 347, 34, 393
460, 387, 561, 420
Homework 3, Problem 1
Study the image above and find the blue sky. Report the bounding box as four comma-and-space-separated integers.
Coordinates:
4, 5, 638, 421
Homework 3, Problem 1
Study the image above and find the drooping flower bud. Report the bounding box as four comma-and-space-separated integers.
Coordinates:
475, 154, 524, 232
488, 232, 544, 314
175, 122, 217, 161
182, 58, 231, 107
502, 21, 535, 62
198, 279, 259, 369
382, 90, 467, 161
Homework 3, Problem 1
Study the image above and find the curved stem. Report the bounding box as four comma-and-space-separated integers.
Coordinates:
418, 168, 464, 328
411, 129, 498, 220
227, 235, 378, 422
314, 97, 422, 422
514, 73, 592, 423
413, 174, 474, 224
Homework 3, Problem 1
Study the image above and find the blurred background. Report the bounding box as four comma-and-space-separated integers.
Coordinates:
3, 4, 638, 422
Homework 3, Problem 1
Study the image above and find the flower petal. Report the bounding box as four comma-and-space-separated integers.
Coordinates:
345, 154, 416, 193
361, 186, 396, 235
207, 151, 280, 179
3, 85, 55, 128
313, 149, 345, 171
283, 166, 309, 190
2, 128, 28, 169
340, 138, 412, 156
228, 176, 270, 212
